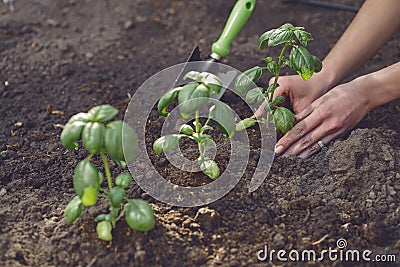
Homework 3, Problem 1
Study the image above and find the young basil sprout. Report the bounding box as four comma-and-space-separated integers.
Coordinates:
155, 71, 235, 179
61, 105, 155, 241
235, 23, 322, 134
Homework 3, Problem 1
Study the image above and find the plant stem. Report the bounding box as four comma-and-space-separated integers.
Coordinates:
100, 152, 113, 191
269, 43, 290, 102
100, 152, 117, 227
195, 111, 204, 159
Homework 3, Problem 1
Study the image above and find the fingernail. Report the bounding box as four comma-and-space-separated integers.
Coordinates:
275, 145, 284, 154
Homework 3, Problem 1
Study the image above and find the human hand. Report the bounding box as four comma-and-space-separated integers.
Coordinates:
253, 73, 331, 118
274, 80, 369, 158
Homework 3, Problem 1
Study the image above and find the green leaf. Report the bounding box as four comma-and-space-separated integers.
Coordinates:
124, 199, 155, 232
234, 66, 263, 95
178, 83, 210, 119
209, 101, 236, 138
198, 157, 220, 179
60, 120, 86, 150
289, 45, 322, 80
104, 120, 137, 164
273, 107, 296, 134
202, 73, 222, 94
200, 136, 214, 147
109, 187, 126, 208
122, 122, 139, 164
200, 125, 213, 133
274, 95, 285, 105
260, 23, 295, 49
67, 112, 90, 124
262, 57, 273, 63
267, 61, 278, 75
95, 214, 112, 222
235, 118, 258, 131
81, 186, 98, 206
246, 87, 265, 104
73, 159, 100, 198
81, 122, 105, 154
183, 71, 201, 81
88, 105, 118, 122
293, 28, 313, 46
153, 134, 181, 154
64, 196, 83, 224
179, 124, 194, 135
98, 170, 104, 184
157, 86, 182, 116
266, 83, 279, 95
96, 220, 113, 241
115, 172, 132, 189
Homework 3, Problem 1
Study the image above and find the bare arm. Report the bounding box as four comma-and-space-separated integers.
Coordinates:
320, 0, 400, 89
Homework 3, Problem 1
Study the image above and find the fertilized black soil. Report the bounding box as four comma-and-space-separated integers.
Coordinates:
1, 0, 399, 266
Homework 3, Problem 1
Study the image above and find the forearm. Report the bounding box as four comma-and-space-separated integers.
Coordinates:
354, 61, 400, 111
320, 0, 400, 88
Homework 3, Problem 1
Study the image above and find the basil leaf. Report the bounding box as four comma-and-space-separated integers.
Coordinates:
202, 73, 222, 94
183, 71, 201, 81
246, 87, 264, 104
293, 28, 313, 47
157, 86, 182, 116
115, 172, 132, 189
60, 120, 86, 150
64, 195, 83, 224
178, 83, 210, 119
235, 118, 258, 131
124, 199, 155, 232
273, 107, 296, 134
88, 105, 118, 122
289, 45, 322, 80
73, 159, 100, 200
179, 124, 194, 135
260, 23, 295, 49
122, 122, 138, 164
81, 122, 105, 154
109, 187, 125, 208
234, 66, 263, 95
209, 101, 236, 138
96, 221, 113, 241
153, 134, 181, 154
198, 157, 220, 179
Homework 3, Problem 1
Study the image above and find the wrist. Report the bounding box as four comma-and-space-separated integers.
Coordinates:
309, 65, 338, 95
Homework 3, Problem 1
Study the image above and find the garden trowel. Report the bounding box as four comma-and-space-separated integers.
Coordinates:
173, 0, 256, 98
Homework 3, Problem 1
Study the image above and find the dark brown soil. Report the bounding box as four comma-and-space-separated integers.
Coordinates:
1, 0, 399, 266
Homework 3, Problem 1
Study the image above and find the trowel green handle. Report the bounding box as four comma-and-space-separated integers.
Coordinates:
211, 0, 256, 59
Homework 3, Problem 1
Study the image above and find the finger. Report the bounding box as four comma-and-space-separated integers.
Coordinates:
252, 101, 267, 118
281, 122, 338, 157
274, 109, 321, 155
295, 102, 315, 121
297, 132, 339, 159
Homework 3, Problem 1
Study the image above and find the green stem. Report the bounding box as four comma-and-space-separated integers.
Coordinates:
269, 43, 289, 103
100, 152, 113, 191
100, 152, 117, 227
195, 111, 201, 133
195, 111, 204, 159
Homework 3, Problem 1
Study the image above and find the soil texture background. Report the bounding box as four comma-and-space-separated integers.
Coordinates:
0, 0, 399, 266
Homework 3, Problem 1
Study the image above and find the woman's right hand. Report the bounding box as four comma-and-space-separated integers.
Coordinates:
253, 71, 333, 118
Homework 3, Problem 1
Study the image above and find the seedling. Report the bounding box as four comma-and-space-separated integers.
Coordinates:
60, 105, 155, 241
155, 71, 236, 179
235, 23, 322, 133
